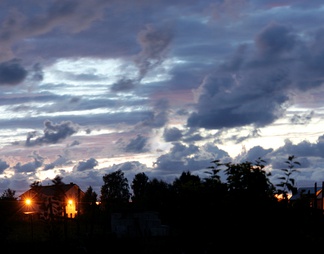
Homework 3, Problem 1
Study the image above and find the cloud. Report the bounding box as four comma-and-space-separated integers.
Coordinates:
109, 161, 147, 173
152, 142, 231, 181
273, 137, 324, 158
290, 111, 314, 125
68, 140, 80, 147
163, 127, 183, 142
110, 78, 137, 92
0, 59, 27, 85
125, 134, 149, 153
186, 22, 307, 130
139, 98, 169, 128
0, 1, 110, 62
73, 158, 98, 172
13, 151, 44, 173
187, 71, 289, 129
26, 120, 79, 146
29, 63, 44, 82
255, 22, 297, 58
235, 145, 274, 163
43, 153, 72, 171
0, 159, 10, 174
135, 24, 173, 79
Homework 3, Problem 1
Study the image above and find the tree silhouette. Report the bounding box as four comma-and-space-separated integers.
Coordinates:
100, 169, 131, 210
131, 172, 149, 204
0, 188, 18, 243
0, 188, 16, 200
276, 155, 300, 202
4, 154, 324, 251
81, 186, 98, 238
52, 175, 64, 186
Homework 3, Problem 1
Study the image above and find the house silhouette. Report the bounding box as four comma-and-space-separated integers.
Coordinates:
290, 182, 324, 210
19, 182, 85, 219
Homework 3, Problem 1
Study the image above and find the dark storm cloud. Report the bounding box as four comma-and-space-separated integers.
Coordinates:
0, 1, 175, 63
187, 21, 324, 130
153, 142, 230, 177
236, 145, 274, 163
73, 158, 98, 172
43, 153, 73, 171
13, 151, 44, 173
0, 159, 10, 174
187, 71, 289, 129
110, 23, 175, 93
255, 22, 297, 59
26, 120, 79, 146
110, 78, 137, 92
274, 137, 324, 158
153, 142, 200, 172
125, 134, 149, 153
163, 127, 183, 142
140, 99, 169, 128
183, 133, 204, 143
0, 0, 106, 41
135, 24, 173, 80
0, 59, 27, 85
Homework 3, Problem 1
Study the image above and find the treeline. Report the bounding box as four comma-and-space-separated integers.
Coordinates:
0, 155, 323, 252
77, 155, 324, 251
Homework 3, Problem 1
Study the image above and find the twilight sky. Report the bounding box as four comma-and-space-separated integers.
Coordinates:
1, 0, 324, 197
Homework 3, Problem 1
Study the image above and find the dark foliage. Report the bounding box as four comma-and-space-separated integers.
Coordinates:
1, 155, 324, 253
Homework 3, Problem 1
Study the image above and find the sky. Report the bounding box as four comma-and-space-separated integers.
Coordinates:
1, 0, 324, 197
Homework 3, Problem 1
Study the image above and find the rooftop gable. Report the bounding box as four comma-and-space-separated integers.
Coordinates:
19, 182, 84, 200
290, 187, 322, 200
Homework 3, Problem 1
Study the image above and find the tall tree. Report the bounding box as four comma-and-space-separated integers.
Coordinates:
81, 186, 98, 237
82, 186, 98, 205
131, 172, 149, 203
100, 169, 131, 209
224, 159, 275, 200
0, 188, 16, 200
0, 188, 18, 243
173, 171, 202, 195
52, 175, 64, 186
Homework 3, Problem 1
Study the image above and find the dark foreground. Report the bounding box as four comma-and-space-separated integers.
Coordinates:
2, 211, 324, 253
2, 227, 324, 254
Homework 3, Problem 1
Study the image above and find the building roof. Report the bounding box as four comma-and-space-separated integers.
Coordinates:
19, 182, 84, 200
290, 187, 322, 200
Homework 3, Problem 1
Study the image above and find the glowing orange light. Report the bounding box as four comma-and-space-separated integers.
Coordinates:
25, 198, 32, 205
68, 199, 73, 205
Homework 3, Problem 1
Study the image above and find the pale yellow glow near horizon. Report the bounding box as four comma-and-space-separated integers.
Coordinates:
214, 110, 324, 159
